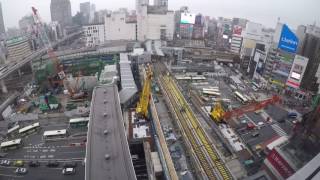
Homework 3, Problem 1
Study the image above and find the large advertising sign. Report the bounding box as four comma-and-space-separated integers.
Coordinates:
267, 149, 295, 179
286, 55, 309, 88
233, 25, 242, 35
272, 55, 294, 77
278, 24, 299, 53
180, 13, 196, 24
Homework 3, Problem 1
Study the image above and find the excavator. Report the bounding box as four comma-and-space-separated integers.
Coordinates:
136, 64, 153, 118
210, 95, 281, 123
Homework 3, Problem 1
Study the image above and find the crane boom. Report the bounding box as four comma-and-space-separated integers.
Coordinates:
136, 65, 152, 118
211, 95, 281, 122
31, 7, 65, 80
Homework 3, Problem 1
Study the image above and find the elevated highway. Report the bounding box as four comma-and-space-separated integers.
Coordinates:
0, 31, 82, 81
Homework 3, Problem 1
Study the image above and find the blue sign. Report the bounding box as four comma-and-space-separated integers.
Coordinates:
278, 24, 299, 53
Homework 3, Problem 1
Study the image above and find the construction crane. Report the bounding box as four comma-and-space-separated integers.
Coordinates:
136, 64, 153, 118
211, 95, 281, 123
31, 7, 65, 85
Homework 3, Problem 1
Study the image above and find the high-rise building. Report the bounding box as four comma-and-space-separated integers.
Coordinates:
0, 2, 5, 37
299, 34, 320, 92
154, 0, 168, 10
136, 0, 174, 41
50, 0, 72, 28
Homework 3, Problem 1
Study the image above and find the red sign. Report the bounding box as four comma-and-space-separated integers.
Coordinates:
286, 80, 300, 88
233, 25, 242, 35
267, 149, 295, 178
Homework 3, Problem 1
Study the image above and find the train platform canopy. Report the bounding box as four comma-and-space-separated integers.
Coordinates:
119, 53, 137, 105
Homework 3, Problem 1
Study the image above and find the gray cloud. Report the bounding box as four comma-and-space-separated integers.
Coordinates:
1, 0, 319, 30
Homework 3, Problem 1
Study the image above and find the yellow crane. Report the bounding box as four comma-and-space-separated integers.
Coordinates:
210, 102, 225, 123
136, 64, 153, 118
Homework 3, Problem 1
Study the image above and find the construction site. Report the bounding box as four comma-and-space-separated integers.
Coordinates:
0, 5, 319, 180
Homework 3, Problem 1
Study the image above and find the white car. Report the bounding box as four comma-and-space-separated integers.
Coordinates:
62, 167, 76, 175
258, 122, 264, 126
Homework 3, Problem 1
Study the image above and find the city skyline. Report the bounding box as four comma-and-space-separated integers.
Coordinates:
0, 0, 319, 30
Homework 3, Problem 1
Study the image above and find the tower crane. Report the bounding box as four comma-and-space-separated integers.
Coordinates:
136, 64, 153, 118
31, 7, 65, 85
211, 95, 281, 123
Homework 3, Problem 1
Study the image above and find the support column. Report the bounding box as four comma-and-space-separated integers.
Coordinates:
18, 69, 22, 77
0, 79, 7, 93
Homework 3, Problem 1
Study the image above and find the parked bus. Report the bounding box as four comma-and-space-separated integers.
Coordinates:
202, 87, 219, 92
43, 129, 68, 140
69, 117, 89, 128
7, 125, 20, 137
18, 122, 40, 136
0, 139, 22, 151
234, 91, 248, 104
202, 90, 221, 96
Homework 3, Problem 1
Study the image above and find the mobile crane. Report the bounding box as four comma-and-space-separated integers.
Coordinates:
136, 64, 152, 118
211, 95, 281, 123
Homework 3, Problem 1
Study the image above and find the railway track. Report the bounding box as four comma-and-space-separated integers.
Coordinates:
157, 70, 232, 180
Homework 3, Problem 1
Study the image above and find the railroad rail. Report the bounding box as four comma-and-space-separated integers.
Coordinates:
158, 72, 233, 180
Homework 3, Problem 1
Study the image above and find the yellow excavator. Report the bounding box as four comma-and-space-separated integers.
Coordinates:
136, 64, 153, 118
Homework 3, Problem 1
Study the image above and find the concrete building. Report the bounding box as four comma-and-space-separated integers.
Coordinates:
299, 33, 320, 92
50, 0, 72, 28
83, 24, 105, 47
240, 22, 273, 70
18, 15, 34, 33
230, 34, 242, 54
136, 0, 174, 41
94, 10, 110, 24
105, 11, 137, 41
154, 0, 168, 9
80, 2, 91, 24
48, 21, 63, 41
6, 36, 32, 62
192, 14, 205, 39
0, 2, 5, 37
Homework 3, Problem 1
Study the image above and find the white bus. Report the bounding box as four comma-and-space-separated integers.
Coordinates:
43, 129, 68, 140
202, 87, 219, 92
202, 90, 221, 96
18, 122, 40, 136
0, 139, 22, 150
69, 117, 89, 128
7, 125, 20, 137
234, 91, 248, 104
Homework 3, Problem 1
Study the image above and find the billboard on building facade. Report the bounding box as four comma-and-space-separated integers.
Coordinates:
278, 24, 299, 53
267, 149, 295, 179
286, 55, 309, 89
180, 13, 196, 24
233, 25, 242, 35
272, 54, 294, 77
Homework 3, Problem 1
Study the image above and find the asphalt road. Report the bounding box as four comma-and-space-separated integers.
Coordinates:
0, 165, 85, 180
0, 119, 87, 180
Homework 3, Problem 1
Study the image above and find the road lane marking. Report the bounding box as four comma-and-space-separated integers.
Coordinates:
0, 173, 23, 178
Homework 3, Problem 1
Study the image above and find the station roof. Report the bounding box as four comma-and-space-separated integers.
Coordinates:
119, 53, 137, 104
85, 85, 136, 180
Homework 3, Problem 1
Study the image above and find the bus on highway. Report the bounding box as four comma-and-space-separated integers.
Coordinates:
234, 91, 248, 104
69, 117, 89, 128
43, 129, 68, 140
18, 122, 40, 136
7, 125, 20, 137
0, 139, 22, 151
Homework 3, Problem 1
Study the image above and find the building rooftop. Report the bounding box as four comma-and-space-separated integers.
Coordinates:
85, 85, 136, 180
6, 36, 28, 46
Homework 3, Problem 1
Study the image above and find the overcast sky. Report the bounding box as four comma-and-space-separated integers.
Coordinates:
1, 0, 320, 30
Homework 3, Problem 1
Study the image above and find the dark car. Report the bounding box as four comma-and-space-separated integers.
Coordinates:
29, 161, 40, 167
63, 161, 77, 168
46, 161, 59, 167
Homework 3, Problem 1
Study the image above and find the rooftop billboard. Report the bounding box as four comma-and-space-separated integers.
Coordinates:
180, 13, 196, 24
278, 24, 299, 53
286, 55, 309, 89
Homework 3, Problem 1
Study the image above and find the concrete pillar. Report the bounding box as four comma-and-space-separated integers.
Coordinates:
0, 79, 7, 93
18, 69, 22, 76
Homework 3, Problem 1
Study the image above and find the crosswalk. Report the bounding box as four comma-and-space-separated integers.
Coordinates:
271, 124, 287, 136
